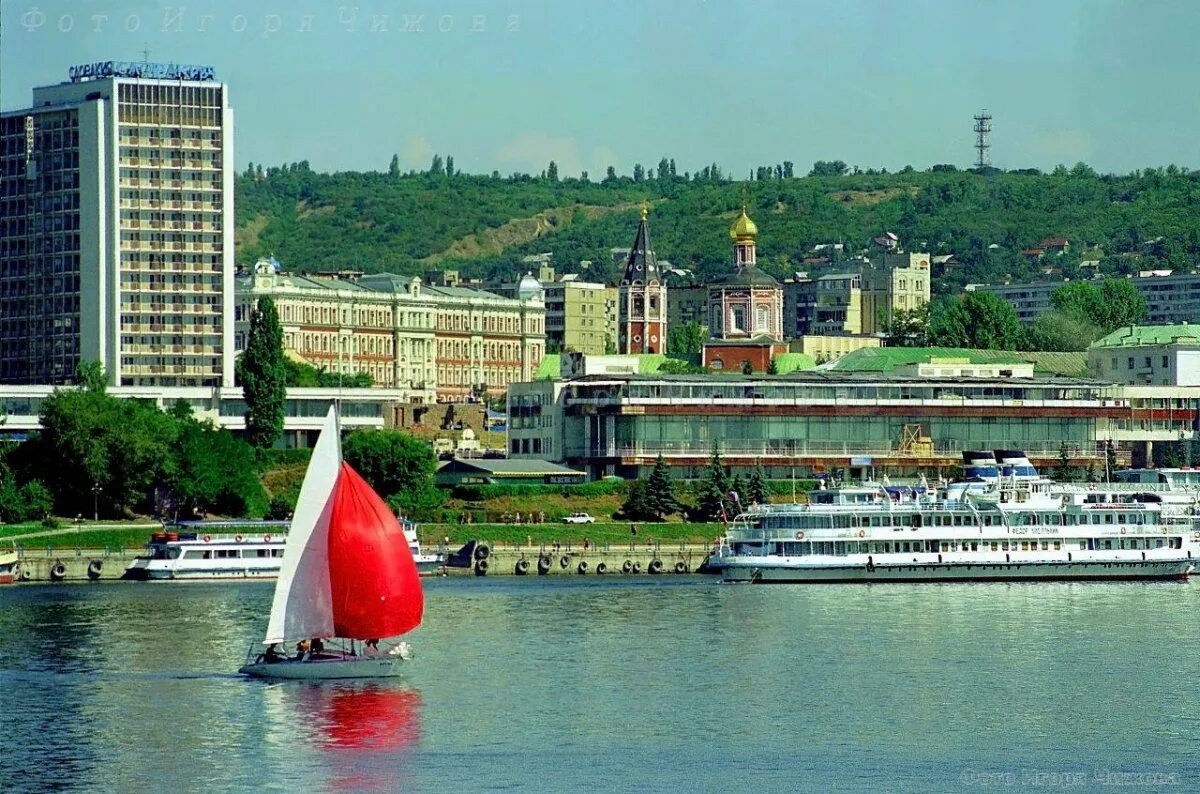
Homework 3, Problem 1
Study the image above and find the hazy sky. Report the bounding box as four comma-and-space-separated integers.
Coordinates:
4, 0, 1198, 176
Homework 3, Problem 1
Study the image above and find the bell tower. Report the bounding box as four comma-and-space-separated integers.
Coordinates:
618, 204, 667, 354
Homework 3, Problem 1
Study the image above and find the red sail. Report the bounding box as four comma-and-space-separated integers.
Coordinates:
327, 462, 424, 639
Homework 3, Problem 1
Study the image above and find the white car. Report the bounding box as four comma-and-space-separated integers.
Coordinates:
563, 512, 595, 524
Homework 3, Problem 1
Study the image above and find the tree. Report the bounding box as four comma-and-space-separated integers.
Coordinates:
643, 455, 682, 519
168, 416, 267, 518
388, 154, 400, 177
747, 465, 769, 505
1054, 441, 1073, 482
782, 161, 794, 178
1027, 310, 1101, 351
809, 160, 849, 177
429, 154, 444, 176
237, 297, 287, 449
766, 357, 779, 375
604, 165, 616, 183
928, 292, 1025, 350
882, 304, 930, 347
1105, 440, 1118, 480
546, 160, 558, 182
741, 359, 754, 375
1050, 278, 1147, 334
445, 155, 455, 177
75, 360, 107, 393
343, 429, 441, 517
633, 163, 645, 182
620, 478, 655, 521
1085, 463, 1098, 483
694, 446, 732, 522
666, 321, 705, 360
657, 157, 670, 182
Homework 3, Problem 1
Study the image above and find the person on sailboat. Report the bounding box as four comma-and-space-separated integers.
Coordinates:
295, 640, 310, 660
263, 643, 282, 663
311, 638, 326, 657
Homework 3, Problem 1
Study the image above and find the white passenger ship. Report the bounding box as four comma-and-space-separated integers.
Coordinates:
124, 519, 442, 580
713, 452, 1198, 584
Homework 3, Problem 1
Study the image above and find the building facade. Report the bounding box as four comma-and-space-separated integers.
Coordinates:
236, 269, 545, 401
975, 272, 1200, 326
542, 277, 617, 355
617, 208, 667, 354
702, 209, 786, 371
783, 253, 929, 338
508, 363, 1127, 480
1, 62, 234, 387
1088, 324, 1200, 386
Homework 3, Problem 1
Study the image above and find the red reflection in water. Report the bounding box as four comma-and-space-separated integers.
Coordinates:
298, 683, 423, 750
296, 684, 423, 793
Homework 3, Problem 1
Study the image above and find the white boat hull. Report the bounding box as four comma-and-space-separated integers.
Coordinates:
722, 557, 1195, 583
240, 655, 404, 680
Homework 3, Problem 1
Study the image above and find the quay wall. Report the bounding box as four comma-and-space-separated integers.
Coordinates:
12, 548, 140, 583
6, 543, 718, 584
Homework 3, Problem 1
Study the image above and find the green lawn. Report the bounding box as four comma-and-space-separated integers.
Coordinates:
6, 528, 157, 551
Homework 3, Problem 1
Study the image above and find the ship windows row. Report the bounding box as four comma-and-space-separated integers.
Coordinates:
770, 536, 1183, 556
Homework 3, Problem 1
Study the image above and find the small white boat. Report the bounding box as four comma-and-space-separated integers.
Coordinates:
239, 408, 425, 680
0, 549, 18, 585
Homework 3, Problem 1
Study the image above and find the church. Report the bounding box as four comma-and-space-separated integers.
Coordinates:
701, 207, 787, 371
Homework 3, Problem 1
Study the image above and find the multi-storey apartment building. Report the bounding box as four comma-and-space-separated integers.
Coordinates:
542, 277, 617, 355
1, 62, 234, 387
975, 271, 1200, 325
236, 268, 545, 401
782, 253, 930, 338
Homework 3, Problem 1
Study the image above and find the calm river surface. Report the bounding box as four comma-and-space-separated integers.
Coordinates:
1, 577, 1198, 792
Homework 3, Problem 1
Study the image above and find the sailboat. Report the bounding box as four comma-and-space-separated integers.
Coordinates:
239, 407, 424, 680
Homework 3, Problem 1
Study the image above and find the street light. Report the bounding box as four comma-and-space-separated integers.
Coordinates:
92, 482, 101, 522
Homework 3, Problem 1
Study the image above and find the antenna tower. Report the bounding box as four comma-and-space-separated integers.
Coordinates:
973, 109, 992, 169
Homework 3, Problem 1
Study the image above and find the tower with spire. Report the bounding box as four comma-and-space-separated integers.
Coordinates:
618, 204, 667, 354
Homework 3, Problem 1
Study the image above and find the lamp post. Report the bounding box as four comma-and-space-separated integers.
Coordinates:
92, 482, 101, 522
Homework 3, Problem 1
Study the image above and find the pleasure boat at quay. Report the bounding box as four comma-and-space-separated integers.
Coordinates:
124, 519, 442, 580
713, 451, 1198, 584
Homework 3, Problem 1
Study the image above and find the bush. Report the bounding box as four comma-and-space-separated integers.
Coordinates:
40, 516, 60, 529
265, 493, 295, 520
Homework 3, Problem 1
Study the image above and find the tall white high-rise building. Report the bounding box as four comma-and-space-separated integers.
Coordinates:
0, 61, 234, 386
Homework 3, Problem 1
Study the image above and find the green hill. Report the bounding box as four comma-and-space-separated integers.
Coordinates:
235, 162, 1200, 292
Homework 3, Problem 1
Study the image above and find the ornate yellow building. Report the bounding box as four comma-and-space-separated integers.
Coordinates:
236, 267, 545, 401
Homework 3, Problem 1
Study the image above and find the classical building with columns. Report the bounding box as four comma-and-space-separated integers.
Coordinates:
235, 265, 544, 401
617, 206, 667, 354
701, 208, 787, 371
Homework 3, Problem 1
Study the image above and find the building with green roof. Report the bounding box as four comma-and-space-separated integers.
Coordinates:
1088, 324, 1200, 386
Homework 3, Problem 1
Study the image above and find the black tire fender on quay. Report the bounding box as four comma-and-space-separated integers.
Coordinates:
621, 560, 633, 574
577, 560, 589, 574
595, 562, 607, 575
537, 555, 552, 574
632, 562, 642, 574
673, 561, 687, 574
559, 555, 570, 569
514, 558, 530, 575
87, 559, 103, 579
474, 543, 491, 561
50, 561, 67, 580
648, 558, 664, 575
474, 558, 489, 575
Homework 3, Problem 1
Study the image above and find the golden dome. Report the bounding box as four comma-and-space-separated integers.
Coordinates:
730, 207, 758, 241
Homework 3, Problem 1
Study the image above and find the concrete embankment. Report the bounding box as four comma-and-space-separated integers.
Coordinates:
5, 542, 718, 584
440, 542, 715, 577
10, 548, 141, 583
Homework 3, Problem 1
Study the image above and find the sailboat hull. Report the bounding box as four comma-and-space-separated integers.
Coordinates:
239, 656, 404, 680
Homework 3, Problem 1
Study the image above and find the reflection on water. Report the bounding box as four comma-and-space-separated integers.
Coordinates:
2, 578, 1200, 792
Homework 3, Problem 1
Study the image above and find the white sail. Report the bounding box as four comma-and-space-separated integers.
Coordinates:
263, 407, 341, 644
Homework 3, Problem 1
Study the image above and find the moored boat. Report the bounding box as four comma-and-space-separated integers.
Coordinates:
712, 451, 1198, 584
124, 521, 441, 581
0, 548, 19, 584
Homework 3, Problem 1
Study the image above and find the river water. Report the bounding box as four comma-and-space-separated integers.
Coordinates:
1, 577, 1198, 793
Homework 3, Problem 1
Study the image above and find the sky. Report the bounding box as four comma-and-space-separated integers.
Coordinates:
3, 0, 1199, 177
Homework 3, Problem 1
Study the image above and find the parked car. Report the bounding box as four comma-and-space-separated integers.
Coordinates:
563, 512, 595, 524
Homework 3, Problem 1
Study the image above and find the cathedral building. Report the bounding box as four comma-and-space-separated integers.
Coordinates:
617, 206, 667, 354
701, 207, 788, 371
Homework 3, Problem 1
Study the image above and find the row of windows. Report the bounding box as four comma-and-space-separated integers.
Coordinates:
767, 536, 1181, 556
